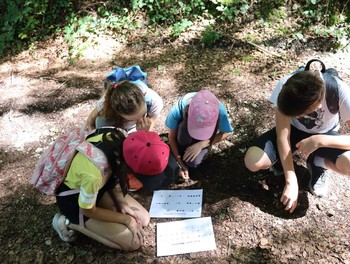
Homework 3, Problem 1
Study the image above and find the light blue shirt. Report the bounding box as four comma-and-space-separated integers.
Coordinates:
165, 92, 233, 133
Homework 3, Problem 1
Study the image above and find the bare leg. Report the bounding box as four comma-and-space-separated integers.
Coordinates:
244, 146, 273, 172
325, 151, 350, 176
98, 189, 150, 227
69, 190, 150, 251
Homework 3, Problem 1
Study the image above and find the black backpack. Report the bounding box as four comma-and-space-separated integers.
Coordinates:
298, 59, 342, 114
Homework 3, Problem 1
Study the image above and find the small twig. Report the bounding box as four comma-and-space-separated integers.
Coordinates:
191, 29, 285, 58
246, 40, 284, 58
227, 237, 232, 256
341, 0, 350, 17
57, 81, 67, 90
39, 76, 60, 82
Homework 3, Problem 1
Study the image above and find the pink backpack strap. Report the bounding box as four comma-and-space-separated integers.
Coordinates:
76, 141, 110, 177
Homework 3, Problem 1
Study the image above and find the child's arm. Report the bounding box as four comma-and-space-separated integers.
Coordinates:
82, 204, 145, 246
86, 107, 98, 130
147, 115, 158, 131
182, 132, 229, 162
168, 129, 189, 180
136, 115, 158, 131
296, 120, 350, 157
82, 204, 132, 225
275, 109, 299, 213
211, 131, 230, 145
109, 189, 149, 227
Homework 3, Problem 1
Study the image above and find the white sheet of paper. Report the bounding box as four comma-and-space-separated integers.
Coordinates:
156, 217, 216, 257
149, 189, 203, 218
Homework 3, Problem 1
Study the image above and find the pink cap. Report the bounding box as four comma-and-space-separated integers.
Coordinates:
188, 90, 219, 140
123, 131, 170, 175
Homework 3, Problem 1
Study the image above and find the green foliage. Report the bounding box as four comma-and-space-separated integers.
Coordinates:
231, 68, 241, 76
200, 27, 223, 47
63, 10, 140, 60
170, 19, 193, 38
298, 0, 350, 44
214, 0, 252, 21
0, 0, 349, 57
0, 0, 75, 56
253, 0, 287, 19
130, 0, 209, 24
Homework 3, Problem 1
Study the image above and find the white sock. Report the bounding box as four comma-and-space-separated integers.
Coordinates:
314, 156, 327, 169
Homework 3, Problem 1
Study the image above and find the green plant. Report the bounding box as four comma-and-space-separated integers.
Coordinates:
243, 55, 253, 62
215, 0, 251, 21
275, 25, 293, 36
62, 9, 140, 60
231, 68, 241, 76
170, 19, 193, 38
1, 0, 349, 56
253, 0, 287, 19
130, 0, 209, 25
200, 28, 223, 47
299, 0, 350, 47
0, 0, 75, 56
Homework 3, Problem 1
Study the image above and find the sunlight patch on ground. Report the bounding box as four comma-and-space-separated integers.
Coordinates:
0, 102, 93, 150
0, 111, 56, 150
80, 36, 124, 60
0, 76, 34, 101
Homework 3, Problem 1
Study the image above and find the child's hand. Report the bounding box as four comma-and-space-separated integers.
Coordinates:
183, 141, 207, 162
127, 217, 145, 247
280, 174, 299, 213
136, 116, 151, 131
179, 169, 190, 180
119, 203, 144, 225
295, 135, 320, 159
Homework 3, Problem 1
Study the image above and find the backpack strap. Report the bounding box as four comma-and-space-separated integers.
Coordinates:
303, 59, 340, 114
86, 126, 122, 139
304, 59, 326, 73
178, 95, 185, 121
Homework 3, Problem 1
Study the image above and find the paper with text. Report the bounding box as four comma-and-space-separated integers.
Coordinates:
149, 189, 203, 218
156, 217, 216, 256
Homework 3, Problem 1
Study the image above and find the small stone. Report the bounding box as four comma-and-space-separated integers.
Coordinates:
35, 147, 43, 153
259, 238, 269, 248
327, 209, 335, 217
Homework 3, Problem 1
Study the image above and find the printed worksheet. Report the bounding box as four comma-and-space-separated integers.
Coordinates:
149, 189, 203, 218
156, 217, 216, 256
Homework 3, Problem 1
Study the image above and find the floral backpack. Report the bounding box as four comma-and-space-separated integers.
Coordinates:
31, 127, 113, 196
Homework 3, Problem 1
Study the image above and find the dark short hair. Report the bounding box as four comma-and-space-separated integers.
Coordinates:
277, 71, 325, 116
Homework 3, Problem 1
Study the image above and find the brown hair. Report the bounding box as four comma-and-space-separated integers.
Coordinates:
277, 71, 325, 116
100, 80, 146, 128
98, 129, 129, 196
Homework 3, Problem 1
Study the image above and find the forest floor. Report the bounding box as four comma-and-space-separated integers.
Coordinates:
0, 23, 350, 264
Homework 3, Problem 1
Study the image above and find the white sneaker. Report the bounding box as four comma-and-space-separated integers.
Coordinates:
52, 213, 77, 242
307, 163, 329, 197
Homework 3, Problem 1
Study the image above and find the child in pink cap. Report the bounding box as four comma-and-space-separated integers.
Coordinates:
165, 90, 233, 180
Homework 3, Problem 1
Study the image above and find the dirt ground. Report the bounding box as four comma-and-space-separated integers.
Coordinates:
0, 31, 350, 263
